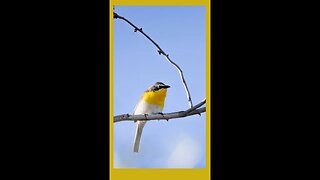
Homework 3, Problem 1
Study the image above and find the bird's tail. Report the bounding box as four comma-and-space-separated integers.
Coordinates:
133, 121, 146, 152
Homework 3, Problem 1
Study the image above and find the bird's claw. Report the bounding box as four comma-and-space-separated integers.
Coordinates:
157, 112, 168, 121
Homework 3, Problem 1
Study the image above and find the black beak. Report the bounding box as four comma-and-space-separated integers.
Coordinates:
163, 85, 170, 88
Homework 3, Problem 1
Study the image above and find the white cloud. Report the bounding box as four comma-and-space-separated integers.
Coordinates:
166, 135, 201, 168
114, 151, 125, 168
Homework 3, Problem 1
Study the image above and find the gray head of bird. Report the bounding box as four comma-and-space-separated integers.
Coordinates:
147, 82, 170, 91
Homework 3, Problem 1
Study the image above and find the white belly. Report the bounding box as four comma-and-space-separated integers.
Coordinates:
133, 101, 163, 115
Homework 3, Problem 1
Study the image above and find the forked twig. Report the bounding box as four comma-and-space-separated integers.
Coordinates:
114, 12, 193, 108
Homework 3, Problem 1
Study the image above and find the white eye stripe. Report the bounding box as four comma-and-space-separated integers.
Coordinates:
157, 84, 170, 89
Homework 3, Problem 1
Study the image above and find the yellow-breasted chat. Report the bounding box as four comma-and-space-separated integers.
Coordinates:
133, 82, 170, 152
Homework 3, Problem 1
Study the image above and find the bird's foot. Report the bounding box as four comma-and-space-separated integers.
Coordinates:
157, 112, 169, 121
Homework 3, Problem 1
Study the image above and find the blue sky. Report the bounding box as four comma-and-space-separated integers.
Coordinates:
113, 6, 206, 168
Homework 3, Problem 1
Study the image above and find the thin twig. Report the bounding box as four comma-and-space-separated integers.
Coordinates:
114, 107, 206, 123
184, 98, 206, 115
113, 12, 194, 108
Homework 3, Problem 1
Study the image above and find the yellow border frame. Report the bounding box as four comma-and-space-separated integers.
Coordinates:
110, 1, 211, 179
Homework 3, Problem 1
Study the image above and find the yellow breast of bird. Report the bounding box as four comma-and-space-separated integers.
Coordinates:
133, 89, 167, 115
142, 89, 167, 108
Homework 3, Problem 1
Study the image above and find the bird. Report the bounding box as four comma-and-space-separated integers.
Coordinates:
133, 82, 170, 152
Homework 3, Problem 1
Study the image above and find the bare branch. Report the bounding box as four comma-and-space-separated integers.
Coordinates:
163, 54, 193, 108
114, 107, 206, 123
113, 12, 194, 108
114, 99, 206, 123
